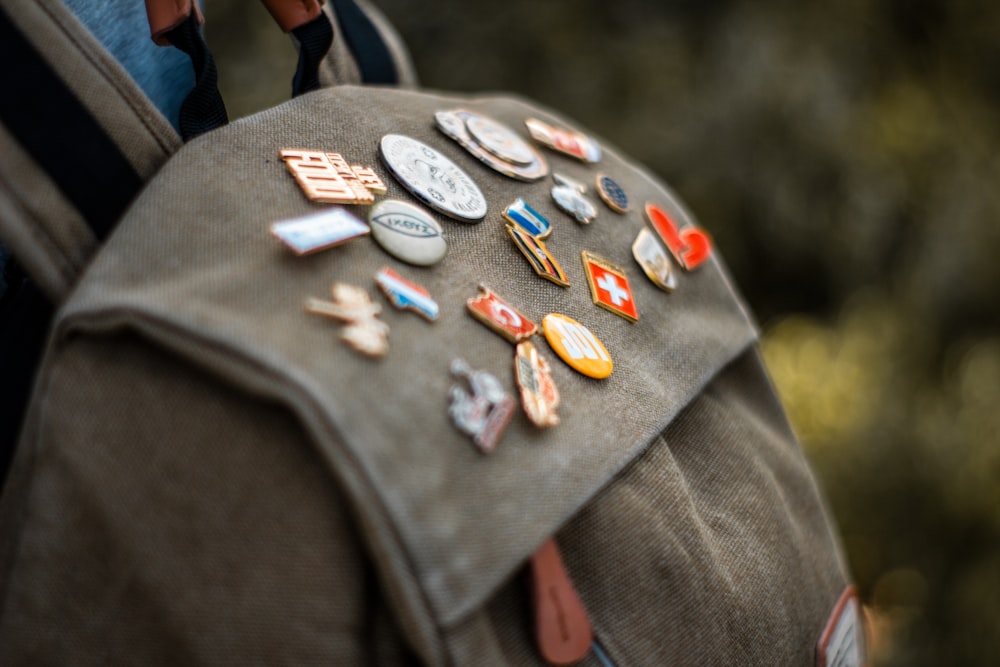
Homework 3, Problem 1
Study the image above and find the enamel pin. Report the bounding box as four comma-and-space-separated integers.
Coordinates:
582, 251, 639, 322
644, 202, 713, 271
448, 358, 517, 453
596, 174, 629, 213
280, 149, 387, 205
505, 223, 570, 287
306, 283, 389, 357
270, 208, 370, 255
502, 198, 552, 238
349, 165, 388, 194
435, 109, 548, 181
374, 267, 439, 321
368, 199, 447, 266
515, 340, 560, 428
524, 117, 601, 163
542, 313, 613, 379
379, 134, 488, 222
466, 284, 537, 343
632, 228, 677, 292
551, 173, 597, 224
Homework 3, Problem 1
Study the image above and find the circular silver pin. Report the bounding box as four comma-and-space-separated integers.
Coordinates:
434, 109, 548, 182
465, 114, 535, 165
379, 134, 487, 222
369, 199, 447, 266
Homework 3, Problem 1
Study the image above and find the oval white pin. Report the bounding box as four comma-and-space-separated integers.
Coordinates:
369, 199, 447, 266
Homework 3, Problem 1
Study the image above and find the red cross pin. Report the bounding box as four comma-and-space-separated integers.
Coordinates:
581, 251, 639, 322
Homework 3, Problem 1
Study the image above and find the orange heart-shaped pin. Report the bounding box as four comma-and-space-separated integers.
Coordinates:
644, 202, 712, 271
678, 226, 712, 270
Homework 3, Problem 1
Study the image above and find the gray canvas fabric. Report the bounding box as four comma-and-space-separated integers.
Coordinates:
0, 84, 852, 665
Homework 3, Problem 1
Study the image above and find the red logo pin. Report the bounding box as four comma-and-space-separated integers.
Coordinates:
466, 285, 538, 343
644, 202, 712, 271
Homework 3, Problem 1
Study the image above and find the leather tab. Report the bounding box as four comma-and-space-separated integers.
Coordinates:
145, 0, 204, 46
261, 0, 326, 33
531, 538, 593, 665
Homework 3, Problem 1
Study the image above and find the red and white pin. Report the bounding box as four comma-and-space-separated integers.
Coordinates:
644, 202, 712, 271
581, 251, 639, 322
466, 285, 538, 343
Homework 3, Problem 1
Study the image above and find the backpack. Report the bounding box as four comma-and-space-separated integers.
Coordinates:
0, 1, 863, 664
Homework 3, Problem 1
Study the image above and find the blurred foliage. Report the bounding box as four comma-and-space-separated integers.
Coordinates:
205, 0, 999, 663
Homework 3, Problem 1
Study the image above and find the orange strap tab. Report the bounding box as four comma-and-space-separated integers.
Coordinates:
531, 537, 593, 665
144, 0, 204, 46
260, 0, 326, 33
144, 0, 324, 44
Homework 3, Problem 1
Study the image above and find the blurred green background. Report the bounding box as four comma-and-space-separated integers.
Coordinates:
205, 1, 999, 663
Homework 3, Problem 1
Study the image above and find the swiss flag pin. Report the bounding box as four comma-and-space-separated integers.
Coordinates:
581, 251, 639, 322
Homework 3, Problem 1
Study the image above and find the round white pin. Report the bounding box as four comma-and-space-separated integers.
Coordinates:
465, 114, 536, 166
435, 110, 548, 182
379, 134, 487, 222
368, 199, 447, 266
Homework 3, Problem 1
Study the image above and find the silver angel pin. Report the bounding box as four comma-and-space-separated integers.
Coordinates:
448, 358, 517, 453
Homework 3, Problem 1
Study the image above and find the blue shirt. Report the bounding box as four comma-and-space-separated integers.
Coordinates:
63, 0, 194, 132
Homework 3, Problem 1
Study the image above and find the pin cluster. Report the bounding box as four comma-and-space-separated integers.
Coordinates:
271, 109, 714, 455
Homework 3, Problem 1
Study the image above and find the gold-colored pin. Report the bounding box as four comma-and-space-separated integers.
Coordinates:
350, 166, 388, 194
466, 285, 538, 343
280, 149, 386, 205
581, 251, 639, 322
515, 340, 560, 428
306, 283, 389, 357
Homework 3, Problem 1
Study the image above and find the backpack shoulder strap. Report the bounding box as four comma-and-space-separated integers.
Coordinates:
0, 0, 180, 301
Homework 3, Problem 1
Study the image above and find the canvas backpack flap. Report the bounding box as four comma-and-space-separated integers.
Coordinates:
0, 85, 853, 665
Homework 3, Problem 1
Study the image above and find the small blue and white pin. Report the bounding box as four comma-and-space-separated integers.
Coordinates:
374, 267, 440, 322
596, 173, 629, 213
502, 197, 553, 238
270, 207, 370, 255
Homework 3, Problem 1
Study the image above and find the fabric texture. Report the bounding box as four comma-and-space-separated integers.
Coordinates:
0, 84, 850, 665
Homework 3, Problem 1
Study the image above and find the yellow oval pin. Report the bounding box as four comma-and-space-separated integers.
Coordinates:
541, 313, 613, 379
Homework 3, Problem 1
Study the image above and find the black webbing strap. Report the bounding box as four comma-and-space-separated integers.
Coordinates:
164, 12, 228, 141
0, 260, 52, 486
291, 11, 335, 97
330, 0, 398, 85
0, 9, 156, 485
0, 7, 143, 242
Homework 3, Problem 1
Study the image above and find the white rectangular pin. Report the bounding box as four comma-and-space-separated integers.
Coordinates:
270, 208, 370, 255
